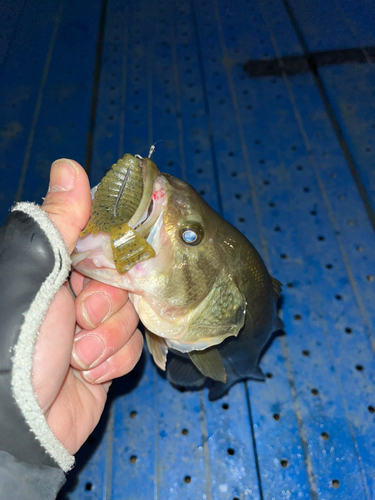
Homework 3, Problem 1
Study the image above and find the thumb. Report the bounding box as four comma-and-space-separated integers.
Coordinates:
42, 159, 91, 254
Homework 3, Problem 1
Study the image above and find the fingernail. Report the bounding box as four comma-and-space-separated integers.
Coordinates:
83, 361, 109, 383
49, 159, 78, 192
81, 291, 111, 328
73, 334, 105, 369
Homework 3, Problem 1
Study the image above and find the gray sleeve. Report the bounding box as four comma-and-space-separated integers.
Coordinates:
0, 451, 66, 500
0, 203, 75, 499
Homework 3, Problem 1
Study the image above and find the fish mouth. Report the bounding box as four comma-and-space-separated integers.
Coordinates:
132, 176, 166, 238
126, 156, 160, 229
72, 155, 166, 273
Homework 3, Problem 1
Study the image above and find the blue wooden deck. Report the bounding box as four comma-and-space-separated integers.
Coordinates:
1, 0, 374, 498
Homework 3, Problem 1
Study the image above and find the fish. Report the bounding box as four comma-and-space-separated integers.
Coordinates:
72, 153, 284, 400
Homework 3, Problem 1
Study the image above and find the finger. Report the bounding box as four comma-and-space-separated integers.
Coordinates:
44, 369, 108, 455
42, 159, 91, 254
82, 328, 144, 384
71, 299, 139, 370
32, 287, 76, 413
75, 280, 130, 330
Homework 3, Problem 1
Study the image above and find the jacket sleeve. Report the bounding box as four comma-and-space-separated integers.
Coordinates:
0, 202, 75, 500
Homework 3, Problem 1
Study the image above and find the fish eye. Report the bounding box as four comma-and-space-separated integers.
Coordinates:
180, 226, 204, 246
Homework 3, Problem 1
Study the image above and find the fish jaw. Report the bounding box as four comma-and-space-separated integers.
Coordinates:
72, 232, 132, 289
71, 174, 168, 290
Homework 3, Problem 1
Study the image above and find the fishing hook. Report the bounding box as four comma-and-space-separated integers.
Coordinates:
148, 140, 166, 158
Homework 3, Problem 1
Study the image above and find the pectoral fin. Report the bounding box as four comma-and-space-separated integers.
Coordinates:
188, 348, 226, 383
145, 329, 168, 371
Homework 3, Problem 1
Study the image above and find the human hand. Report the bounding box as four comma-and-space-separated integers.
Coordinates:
31, 159, 143, 455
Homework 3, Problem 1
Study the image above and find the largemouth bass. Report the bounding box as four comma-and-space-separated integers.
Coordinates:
72, 153, 283, 400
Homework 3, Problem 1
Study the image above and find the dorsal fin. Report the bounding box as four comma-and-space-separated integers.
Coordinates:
271, 277, 282, 301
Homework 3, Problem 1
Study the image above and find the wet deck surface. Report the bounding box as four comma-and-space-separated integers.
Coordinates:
1, 0, 374, 498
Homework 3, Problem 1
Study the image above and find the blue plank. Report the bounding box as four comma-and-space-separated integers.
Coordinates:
318, 64, 375, 218
0, 0, 65, 224
0, 0, 27, 69
19, 0, 103, 204
334, 0, 375, 48
287, 0, 375, 51
286, 0, 363, 51
110, 355, 157, 500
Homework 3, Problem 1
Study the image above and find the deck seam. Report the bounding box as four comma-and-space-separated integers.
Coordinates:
199, 392, 214, 500
84, 0, 108, 176
245, 383, 264, 500
15, 0, 65, 202
281, 0, 375, 231
105, 402, 114, 500
118, 3, 129, 159
190, 0, 224, 217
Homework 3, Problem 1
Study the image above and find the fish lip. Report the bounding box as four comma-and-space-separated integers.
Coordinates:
127, 157, 159, 228
131, 173, 166, 236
